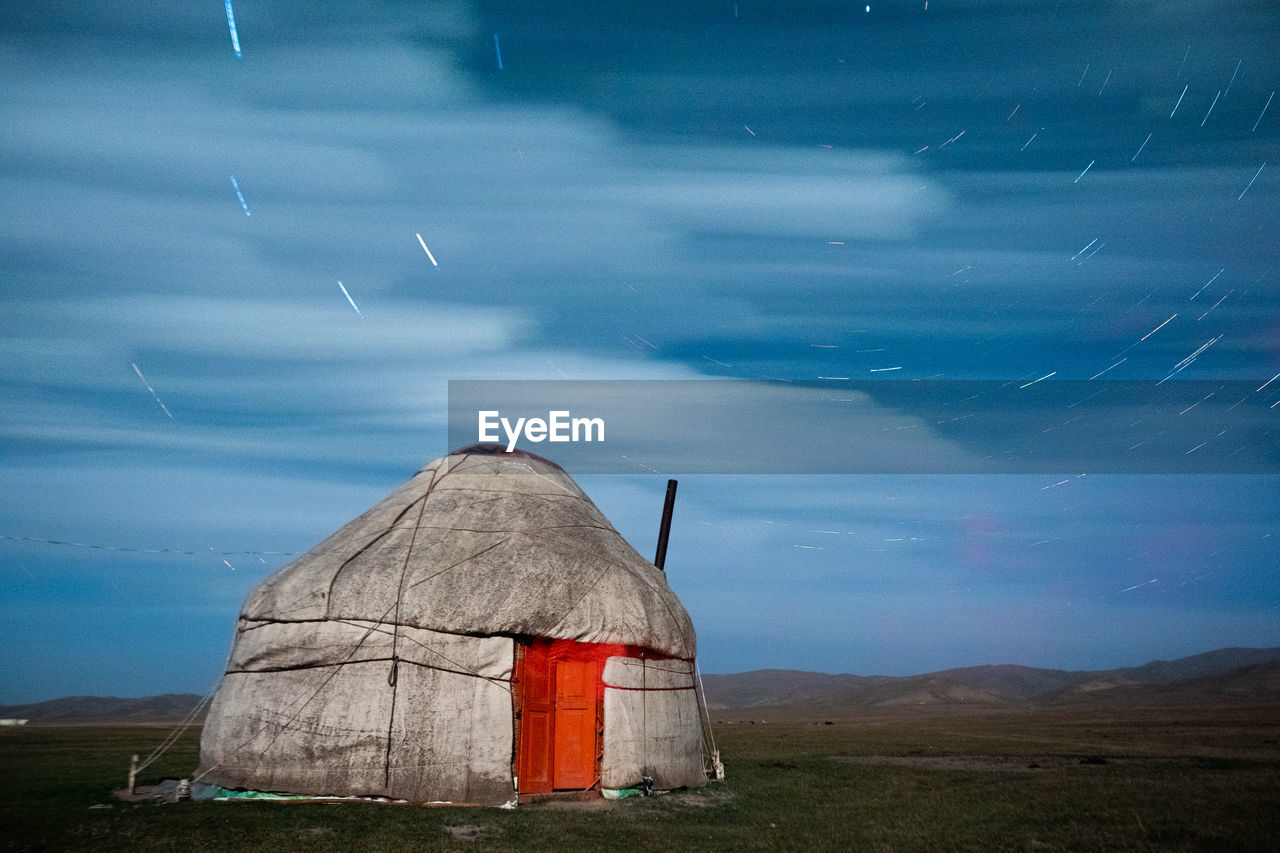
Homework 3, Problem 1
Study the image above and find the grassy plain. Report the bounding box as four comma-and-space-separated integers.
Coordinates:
2, 703, 1278, 852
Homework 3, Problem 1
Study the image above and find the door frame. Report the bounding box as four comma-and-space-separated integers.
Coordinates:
513, 638, 649, 798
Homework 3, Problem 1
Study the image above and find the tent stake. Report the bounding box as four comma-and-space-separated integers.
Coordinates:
654, 479, 678, 571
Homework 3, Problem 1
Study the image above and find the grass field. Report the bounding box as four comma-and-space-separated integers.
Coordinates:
2, 703, 1278, 851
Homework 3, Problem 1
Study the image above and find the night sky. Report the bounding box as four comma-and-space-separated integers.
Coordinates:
2, 1, 1277, 703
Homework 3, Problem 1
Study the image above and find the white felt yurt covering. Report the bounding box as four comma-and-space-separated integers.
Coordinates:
196, 446, 707, 804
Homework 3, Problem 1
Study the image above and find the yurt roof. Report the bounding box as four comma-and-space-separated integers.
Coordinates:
240, 446, 696, 660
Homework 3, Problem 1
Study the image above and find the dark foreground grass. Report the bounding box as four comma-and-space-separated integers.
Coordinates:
2, 704, 1278, 852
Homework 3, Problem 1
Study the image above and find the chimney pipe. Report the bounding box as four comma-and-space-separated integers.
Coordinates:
654, 479, 678, 571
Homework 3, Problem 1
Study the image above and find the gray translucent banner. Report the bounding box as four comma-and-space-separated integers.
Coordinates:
447, 380, 1280, 474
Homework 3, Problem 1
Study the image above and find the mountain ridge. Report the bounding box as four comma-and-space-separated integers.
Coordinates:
0, 693, 205, 723
3, 647, 1278, 720
701, 646, 1280, 709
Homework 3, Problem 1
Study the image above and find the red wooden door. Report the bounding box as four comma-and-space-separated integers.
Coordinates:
552, 659, 596, 789
516, 640, 604, 794
516, 642, 554, 793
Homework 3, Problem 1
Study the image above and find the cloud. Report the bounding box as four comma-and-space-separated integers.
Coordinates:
0, 292, 711, 472
602, 145, 947, 240
7, 295, 526, 364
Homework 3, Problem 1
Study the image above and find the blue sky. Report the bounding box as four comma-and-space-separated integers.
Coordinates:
1, 1, 1277, 703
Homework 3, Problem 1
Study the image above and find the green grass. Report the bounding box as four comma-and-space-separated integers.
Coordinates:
2, 705, 1279, 851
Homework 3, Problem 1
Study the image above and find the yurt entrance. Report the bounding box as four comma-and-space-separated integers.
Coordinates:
514, 638, 614, 797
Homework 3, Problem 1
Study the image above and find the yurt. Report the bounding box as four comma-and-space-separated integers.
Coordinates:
196, 445, 710, 804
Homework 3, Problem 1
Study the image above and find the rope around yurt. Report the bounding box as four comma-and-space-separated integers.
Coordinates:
129, 679, 220, 788
694, 662, 724, 780
384, 495, 429, 786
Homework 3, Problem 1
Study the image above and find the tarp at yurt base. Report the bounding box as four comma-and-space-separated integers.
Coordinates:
196, 445, 712, 805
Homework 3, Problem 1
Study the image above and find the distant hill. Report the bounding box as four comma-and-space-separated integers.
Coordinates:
0, 694, 204, 723
5, 648, 1279, 721
701, 647, 1280, 710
